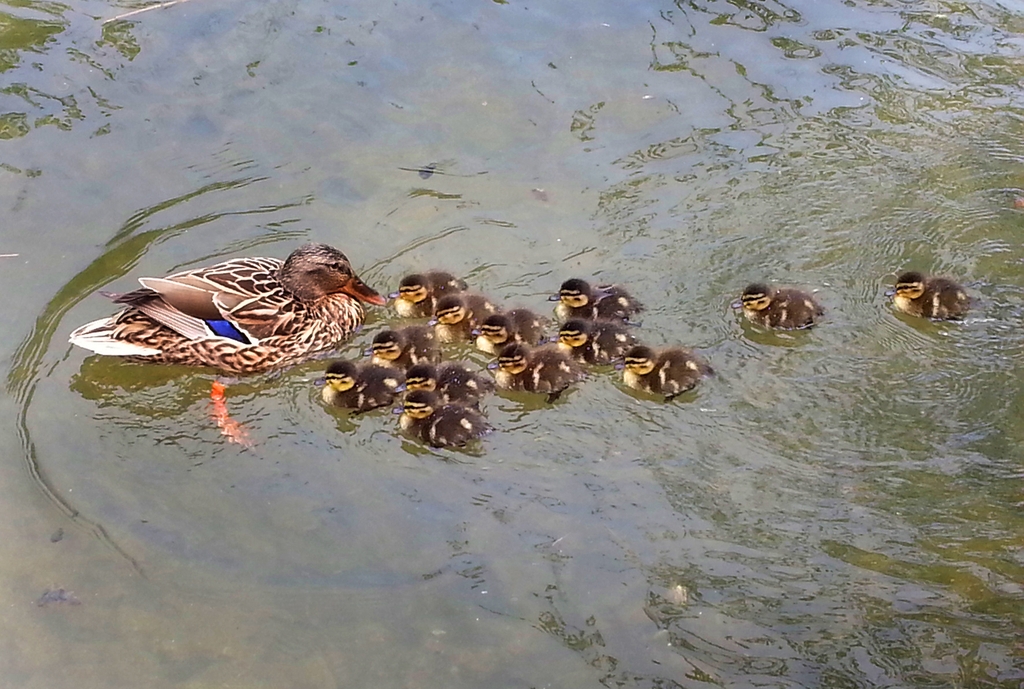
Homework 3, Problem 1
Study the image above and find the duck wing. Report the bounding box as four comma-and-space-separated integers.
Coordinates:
109, 257, 288, 343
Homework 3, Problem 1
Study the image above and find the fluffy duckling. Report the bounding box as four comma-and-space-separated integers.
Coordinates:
551, 278, 644, 322
391, 270, 467, 318
557, 318, 638, 365
369, 325, 441, 370
321, 360, 405, 412
621, 345, 712, 400
399, 390, 491, 448
890, 271, 969, 320
474, 308, 547, 354
492, 343, 583, 402
405, 362, 495, 407
431, 293, 499, 343
735, 283, 824, 330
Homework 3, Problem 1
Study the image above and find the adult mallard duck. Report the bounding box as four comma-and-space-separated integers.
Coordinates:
68, 243, 386, 375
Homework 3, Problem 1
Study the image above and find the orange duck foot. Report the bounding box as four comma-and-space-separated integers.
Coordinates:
210, 381, 252, 447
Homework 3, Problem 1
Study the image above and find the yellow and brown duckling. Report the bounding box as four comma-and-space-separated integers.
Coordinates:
550, 278, 644, 322
391, 270, 468, 318
621, 345, 713, 400
321, 360, 406, 413
557, 318, 638, 365
369, 324, 441, 370
474, 308, 547, 354
889, 271, 969, 320
491, 342, 584, 402
405, 362, 495, 407
431, 293, 500, 343
734, 283, 824, 330
399, 389, 491, 448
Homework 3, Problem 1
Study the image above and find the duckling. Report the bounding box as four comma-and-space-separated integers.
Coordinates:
551, 278, 644, 322
474, 308, 547, 354
890, 271, 969, 320
734, 283, 824, 330
405, 362, 495, 407
557, 318, 638, 365
621, 345, 712, 400
321, 360, 406, 412
399, 389, 491, 448
431, 293, 499, 343
369, 325, 441, 370
492, 343, 583, 402
391, 270, 467, 318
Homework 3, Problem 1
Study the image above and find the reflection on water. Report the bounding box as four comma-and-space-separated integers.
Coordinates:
2, 0, 1024, 686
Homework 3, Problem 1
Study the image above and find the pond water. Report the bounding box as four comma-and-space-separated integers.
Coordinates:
2, 0, 1023, 686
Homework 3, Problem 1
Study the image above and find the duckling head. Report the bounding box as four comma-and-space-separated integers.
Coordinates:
740, 283, 773, 311
557, 318, 593, 351
370, 329, 405, 362
555, 278, 593, 308
623, 345, 656, 376
477, 313, 513, 347
496, 342, 530, 375
404, 363, 439, 392
395, 274, 431, 307
434, 295, 469, 325
894, 271, 926, 300
323, 360, 358, 393
402, 389, 439, 420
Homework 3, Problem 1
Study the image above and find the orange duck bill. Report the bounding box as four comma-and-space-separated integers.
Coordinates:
341, 275, 387, 306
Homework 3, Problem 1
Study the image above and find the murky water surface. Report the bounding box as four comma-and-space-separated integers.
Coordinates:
2, 0, 1023, 686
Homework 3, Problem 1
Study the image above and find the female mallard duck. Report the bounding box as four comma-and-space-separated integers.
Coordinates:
474, 308, 547, 354
369, 325, 441, 370
431, 293, 499, 343
622, 345, 712, 400
405, 361, 495, 407
68, 243, 385, 374
391, 270, 467, 318
399, 389, 491, 448
491, 342, 583, 402
550, 278, 643, 322
557, 318, 638, 365
321, 360, 405, 412
890, 271, 969, 320
734, 283, 823, 330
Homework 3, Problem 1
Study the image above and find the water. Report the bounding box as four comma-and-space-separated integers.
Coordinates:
2, 0, 1023, 686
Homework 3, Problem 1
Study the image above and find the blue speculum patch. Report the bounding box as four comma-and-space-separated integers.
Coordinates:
206, 319, 249, 343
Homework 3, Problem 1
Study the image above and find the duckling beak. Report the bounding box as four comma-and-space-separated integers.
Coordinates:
548, 334, 560, 343
883, 288, 896, 297
427, 318, 439, 326
387, 291, 400, 300
729, 299, 742, 310
393, 383, 407, 393
471, 328, 481, 336
363, 347, 373, 357
341, 275, 387, 306
613, 362, 625, 371
391, 406, 404, 415
547, 293, 560, 302
313, 376, 326, 387
486, 361, 499, 370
